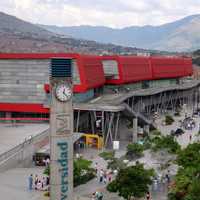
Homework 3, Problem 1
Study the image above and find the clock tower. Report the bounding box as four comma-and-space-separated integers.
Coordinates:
50, 58, 74, 200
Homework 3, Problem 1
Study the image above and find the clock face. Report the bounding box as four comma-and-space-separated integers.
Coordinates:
55, 84, 72, 102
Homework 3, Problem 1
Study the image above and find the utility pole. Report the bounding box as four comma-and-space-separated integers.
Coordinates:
50, 58, 74, 200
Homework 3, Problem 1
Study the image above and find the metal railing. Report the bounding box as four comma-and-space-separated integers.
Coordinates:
0, 128, 49, 164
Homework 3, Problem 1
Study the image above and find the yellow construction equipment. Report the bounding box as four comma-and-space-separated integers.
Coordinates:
83, 133, 103, 149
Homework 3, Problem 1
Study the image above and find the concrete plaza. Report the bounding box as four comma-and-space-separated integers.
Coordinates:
0, 109, 200, 200
0, 123, 49, 154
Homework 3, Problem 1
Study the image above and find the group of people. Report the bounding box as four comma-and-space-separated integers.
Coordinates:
98, 168, 112, 184
180, 116, 196, 130
94, 162, 112, 185
28, 174, 49, 191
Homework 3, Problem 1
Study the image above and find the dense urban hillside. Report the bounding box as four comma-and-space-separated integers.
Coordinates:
40, 14, 200, 52
0, 12, 157, 55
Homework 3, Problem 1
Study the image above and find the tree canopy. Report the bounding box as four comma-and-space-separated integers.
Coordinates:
74, 158, 96, 187
168, 143, 200, 200
152, 135, 181, 154
107, 163, 154, 200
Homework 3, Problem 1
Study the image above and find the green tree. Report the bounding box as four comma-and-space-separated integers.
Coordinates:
185, 178, 200, 200
126, 143, 144, 160
165, 115, 174, 125
99, 151, 115, 160
168, 143, 200, 200
107, 163, 154, 200
152, 135, 181, 154
74, 158, 96, 187
107, 157, 127, 171
43, 158, 96, 189
176, 143, 200, 168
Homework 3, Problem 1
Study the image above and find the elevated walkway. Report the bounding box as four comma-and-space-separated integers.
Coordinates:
74, 80, 200, 129
74, 80, 200, 112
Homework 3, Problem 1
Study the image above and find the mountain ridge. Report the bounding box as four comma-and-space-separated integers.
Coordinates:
39, 14, 200, 52
0, 11, 157, 54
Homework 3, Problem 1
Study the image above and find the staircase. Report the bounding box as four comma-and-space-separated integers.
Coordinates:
123, 103, 156, 129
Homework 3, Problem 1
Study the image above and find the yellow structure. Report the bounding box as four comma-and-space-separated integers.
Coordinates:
83, 134, 103, 149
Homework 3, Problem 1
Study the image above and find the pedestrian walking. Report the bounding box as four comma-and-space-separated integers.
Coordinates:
189, 134, 192, 142
36, 180, 42, 190
94, 162, 98, 173
42, 177, 46, 188
34, 174, 39, 190
146, 191, 151, 200
165, 173, 170, 183
28, 174, 33, 190
108, 173, 112, 182
99, 169, 104, 183
46, 157, 50, 165
103, 173, 107, 184
92, 192, 96, 200
46, 175, 50, 185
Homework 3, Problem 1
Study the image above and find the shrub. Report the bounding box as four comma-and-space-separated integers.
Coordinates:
107, 157, 127, 171
165, 115, 174, 125
150, 129, 161, 136
174, 111, 181, 117
43, 165, 50, 176
44, 191, 50, 197
151, 135, 181, 154
126, 143, 144, 160
143, 139, 152, 150
99, 151, 115, 160
74, 158, 96, 187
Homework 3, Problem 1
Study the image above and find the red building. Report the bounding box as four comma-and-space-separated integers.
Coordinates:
102, 55, 192, 84
0, 53, 105, 119
0, 53, 193, 120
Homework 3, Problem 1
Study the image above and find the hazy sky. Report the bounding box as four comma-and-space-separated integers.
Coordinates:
1, 0, 200, 28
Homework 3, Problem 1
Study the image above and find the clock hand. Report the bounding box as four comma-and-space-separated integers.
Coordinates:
63, 89, 67, 97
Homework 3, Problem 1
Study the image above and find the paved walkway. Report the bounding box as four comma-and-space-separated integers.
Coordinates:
74, 110, 200, 200
0, 167, 46, 200
0, 109, 200, 200
156, 110, 200, 148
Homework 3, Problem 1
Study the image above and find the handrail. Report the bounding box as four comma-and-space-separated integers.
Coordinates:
0, 128, 49, 163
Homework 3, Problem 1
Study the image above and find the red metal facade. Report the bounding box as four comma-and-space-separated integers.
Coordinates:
0, 54, 193, 115
120, 56, 152, 83
102, 55, 152, 84
183, 57, 193, 76
102, 56, 192, 84
73, 54, 105, 92
151, 56, 191, 79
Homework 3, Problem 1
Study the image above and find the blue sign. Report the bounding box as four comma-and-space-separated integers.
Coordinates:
57, 141, 69, 200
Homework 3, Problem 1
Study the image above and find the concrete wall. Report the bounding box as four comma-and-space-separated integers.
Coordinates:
0, 59, 85, 105
0, 59, 50, 103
